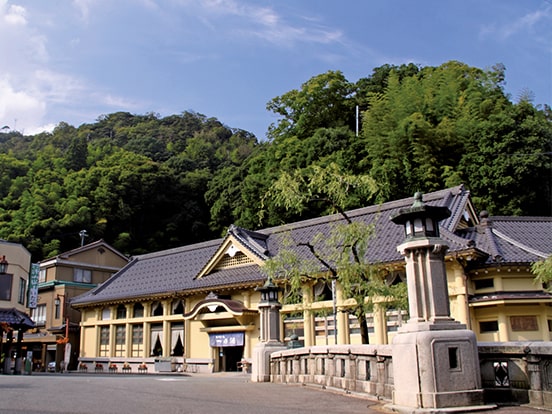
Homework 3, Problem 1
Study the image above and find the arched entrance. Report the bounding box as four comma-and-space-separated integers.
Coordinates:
183, 296, 257, 373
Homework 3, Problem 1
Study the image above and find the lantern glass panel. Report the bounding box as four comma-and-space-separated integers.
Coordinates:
414, 218, 424, 234
426, 218, 434, 232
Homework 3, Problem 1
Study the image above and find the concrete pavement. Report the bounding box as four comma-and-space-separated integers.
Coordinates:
0, 372, 547, 414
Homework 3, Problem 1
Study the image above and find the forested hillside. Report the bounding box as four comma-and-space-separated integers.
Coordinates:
1, 61, 550, 261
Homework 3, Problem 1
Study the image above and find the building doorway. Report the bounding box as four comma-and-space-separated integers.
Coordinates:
209, 332, 245, 372
217, 345, 243, 372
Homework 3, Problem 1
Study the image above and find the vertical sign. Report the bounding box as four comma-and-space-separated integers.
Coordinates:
27, 263, 40, 309
64, 342, 71, 373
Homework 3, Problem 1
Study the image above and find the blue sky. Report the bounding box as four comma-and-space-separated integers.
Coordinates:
0, 0, 550, 140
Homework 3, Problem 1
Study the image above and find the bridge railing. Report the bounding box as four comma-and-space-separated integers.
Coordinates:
270, 342, 552, 409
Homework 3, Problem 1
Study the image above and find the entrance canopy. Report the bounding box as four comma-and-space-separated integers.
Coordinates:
183, 298, 257, 329
0, 307, 35, 331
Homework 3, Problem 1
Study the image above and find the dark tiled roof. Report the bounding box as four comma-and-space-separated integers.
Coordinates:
228, 225, 269, 259
0, 307, 35, 328
261, 185, 474, 264
72, 185, 550, 307
458, 216, 552, 264
469, 291, 552, 304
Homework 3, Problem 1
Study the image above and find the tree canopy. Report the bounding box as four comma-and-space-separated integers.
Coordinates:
0, 61, 550, 262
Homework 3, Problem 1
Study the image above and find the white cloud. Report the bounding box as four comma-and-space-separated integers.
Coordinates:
1, 0, 26, 25
0, 1, 136, 133
0, 77, 46, 133
33, 70, 86, 103
72, 0, 94, 23
26, 122, 56, 135
99, 93, 143, 110
180, 0, 343, 47
481, 5, 552, 41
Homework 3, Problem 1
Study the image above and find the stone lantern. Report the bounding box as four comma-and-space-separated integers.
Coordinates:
257, 276, 282, 343
388, 192, 489, 412
251, 276, 286, 382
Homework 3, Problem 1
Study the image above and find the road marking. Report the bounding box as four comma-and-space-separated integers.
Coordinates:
156, 377, 188, 381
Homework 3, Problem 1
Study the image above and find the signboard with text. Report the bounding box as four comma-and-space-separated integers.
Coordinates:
27, 263, 40, 309
209, 332, 244, 347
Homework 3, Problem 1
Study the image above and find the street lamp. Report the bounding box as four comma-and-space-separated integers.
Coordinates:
55, 294, 69, 340
0, 255, 8, 274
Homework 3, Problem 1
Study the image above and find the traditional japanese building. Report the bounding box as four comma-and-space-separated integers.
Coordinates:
71, 185, 552, 373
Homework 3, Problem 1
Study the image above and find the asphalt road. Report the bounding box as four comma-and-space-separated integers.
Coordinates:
0, 373, 545, 414
0, 373, 385, 414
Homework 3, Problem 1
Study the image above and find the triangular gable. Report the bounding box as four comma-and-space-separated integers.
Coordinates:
195, 226, 268, 279
58, 239, 128, 261
39, 239, 129, 270
439, 185, 479, 232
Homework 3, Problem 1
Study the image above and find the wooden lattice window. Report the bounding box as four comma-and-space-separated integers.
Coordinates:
214, 252, 253, 269
115, 325, 126, 357
131, 324, 143, 357
510, 316, 538, 331
99, 326, 109, 357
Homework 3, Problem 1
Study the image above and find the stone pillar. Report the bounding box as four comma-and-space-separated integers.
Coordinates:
526, 353, 544, 407
252, 278, 286, 382
388, 192, 490, 412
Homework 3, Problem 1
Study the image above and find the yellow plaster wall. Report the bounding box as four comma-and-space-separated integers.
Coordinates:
501, 276, 534, 291
472, 304, 552, 342
187, 321, 214, 359
80, 308, 97, 323
81, 326, 97, 358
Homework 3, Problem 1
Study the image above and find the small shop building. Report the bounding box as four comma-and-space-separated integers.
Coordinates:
0, 240, 34, 374
23, 240, 129, 372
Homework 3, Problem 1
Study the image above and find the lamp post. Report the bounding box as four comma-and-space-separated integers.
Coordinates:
55, 294, 70, 372
54, 295, 69, 340
0, 256, 8, 373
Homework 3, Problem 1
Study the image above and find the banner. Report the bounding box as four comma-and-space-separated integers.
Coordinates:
27, 263, 40, 309
209, 332, 244, 347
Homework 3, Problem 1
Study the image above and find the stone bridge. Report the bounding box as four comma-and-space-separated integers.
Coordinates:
270, 342, 552, 410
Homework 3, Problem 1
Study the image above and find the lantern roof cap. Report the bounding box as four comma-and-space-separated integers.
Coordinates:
390, 192, 451, 225
257, 275, 281, 293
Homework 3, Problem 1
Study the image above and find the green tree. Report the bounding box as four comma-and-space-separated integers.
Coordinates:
266, 70, 354, 141
532, 256, 552, 288
459, 100, 552, 215
262, 163, 406, 344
